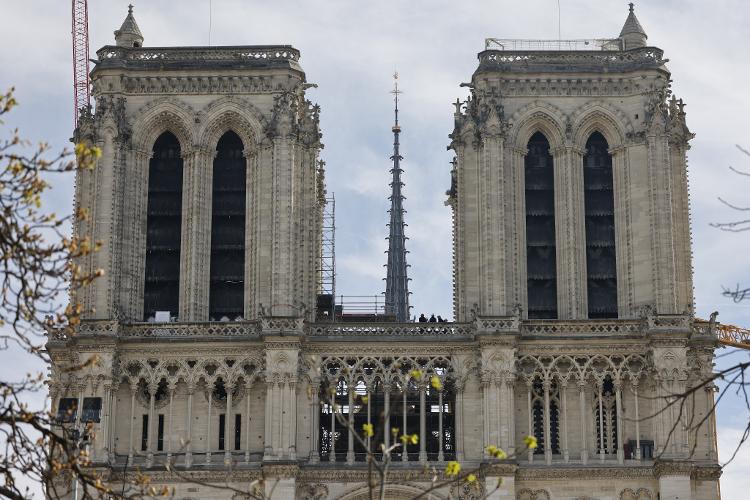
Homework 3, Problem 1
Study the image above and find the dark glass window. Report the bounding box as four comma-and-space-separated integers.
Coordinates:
209, 131, 246, 320
144, 132, 183, 320
525, 132, 557, 319
594, 376, 619, 455
318, 364, 455, 463
531, 378, 560, 455
583, 132, 618, 318
235, 414, 242, 450
81, 397, 101, 423
157, 414, 165, 451
56, 398, 78, 423
141, 414, 149, 451
219, 414, 226, 451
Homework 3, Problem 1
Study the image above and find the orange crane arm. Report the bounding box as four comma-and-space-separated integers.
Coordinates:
715, 323, 750, 350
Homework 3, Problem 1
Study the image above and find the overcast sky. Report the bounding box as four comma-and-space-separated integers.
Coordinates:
2, 0, 750, 496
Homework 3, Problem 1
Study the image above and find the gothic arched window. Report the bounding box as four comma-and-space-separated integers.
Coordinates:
594, 375, 618, 456
143, 131, 183, 321
209, 131, 246, 320
525, 132, 557, 319
531, 378, 560, 455
583, 132, 618, 318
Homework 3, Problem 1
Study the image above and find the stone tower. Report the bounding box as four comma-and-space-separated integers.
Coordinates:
448, 5, 694, 323
72, 6, 324, 324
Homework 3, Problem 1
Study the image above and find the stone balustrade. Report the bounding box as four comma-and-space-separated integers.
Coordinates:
476, 46, 665, 73
95, 45, 301, 71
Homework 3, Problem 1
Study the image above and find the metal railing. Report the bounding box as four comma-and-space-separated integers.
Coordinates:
485, 38, 623, 51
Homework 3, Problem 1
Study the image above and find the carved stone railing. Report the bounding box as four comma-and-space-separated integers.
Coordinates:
94, 45, 302, 71
475, 317, 644, 336
307, 322, 473, 339
120, 321, 261, 339
476, 46, 665, 73
521, 319, 642, 336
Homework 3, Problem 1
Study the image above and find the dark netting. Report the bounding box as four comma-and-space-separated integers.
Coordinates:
144, 131, 183, 320
584, 132, 618, 318
209, 131, 246, 320
525, 132, 557, 319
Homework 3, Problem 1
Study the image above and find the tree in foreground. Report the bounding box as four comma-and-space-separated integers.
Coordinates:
0, 88, 168, 499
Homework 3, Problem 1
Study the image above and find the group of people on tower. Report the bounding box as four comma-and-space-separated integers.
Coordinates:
418, 313, 448, 323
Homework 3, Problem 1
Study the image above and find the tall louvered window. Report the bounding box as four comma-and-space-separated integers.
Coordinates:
525, 132, 557, 319
209, 131, 246, 320
583, 132, 618, 318
143, 132, 183, 321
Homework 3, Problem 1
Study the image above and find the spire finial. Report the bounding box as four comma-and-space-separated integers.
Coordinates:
128, 3, 134, 14
629, 2, 634, 13
391, 71, 401, 127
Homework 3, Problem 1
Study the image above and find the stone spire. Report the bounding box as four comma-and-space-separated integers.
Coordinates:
115, 4, 144, 48
619, 3, 648, 50
384, 73, 411, 322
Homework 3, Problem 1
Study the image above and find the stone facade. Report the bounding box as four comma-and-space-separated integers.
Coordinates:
48, 6, 720, 500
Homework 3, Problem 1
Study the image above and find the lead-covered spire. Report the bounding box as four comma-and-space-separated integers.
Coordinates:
384, 72, 411, 322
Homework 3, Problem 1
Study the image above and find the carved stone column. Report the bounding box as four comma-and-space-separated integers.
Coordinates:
308, 377, 320, 464
124, 148, 151, 321
243, 148, 258, 320
511, 147, 528, 316
578, 380, 588, 464
543, 379, 552, 464
178, 147, 211, 321
615, 379, 624, 463
263, 333, 301, 461
166, 383, 175, 461
454, 379, 465, 461
224, 381, 234, 465
552, 145, 587, 319
477, 129, 507, 315
127, 383, 137, 463
646, 120, 678, 314
610, 146, 635, 317
419, 383, 427, 463
185, 383, 194, 467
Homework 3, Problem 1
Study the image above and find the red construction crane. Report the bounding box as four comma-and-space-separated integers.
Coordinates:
71, 0, 90, 128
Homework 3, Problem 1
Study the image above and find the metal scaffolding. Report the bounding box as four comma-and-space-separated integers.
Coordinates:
317, 195, 336, 318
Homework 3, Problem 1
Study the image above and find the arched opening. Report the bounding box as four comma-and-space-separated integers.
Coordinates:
144, 131, 183, 321
583, 132, 618, 318
594, 375, 618, 456
531, 377, 560, 456
209, 131, 246, 320
524, 132, 557, 319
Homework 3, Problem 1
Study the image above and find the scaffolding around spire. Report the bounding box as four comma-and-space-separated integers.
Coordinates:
384, 72, 412, 322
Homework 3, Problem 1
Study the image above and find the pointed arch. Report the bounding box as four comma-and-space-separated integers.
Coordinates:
143, 131, 183, 320
510, 101, 567, 151
132, 98, 195, 154
198, 96, 266, 152
524, 132, 558, 319
583, 131, 618, 318
570, 101, 632, 149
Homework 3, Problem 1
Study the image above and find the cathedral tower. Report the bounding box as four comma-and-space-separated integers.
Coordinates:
449, 5, 694, 322
72, 6, 324, 323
